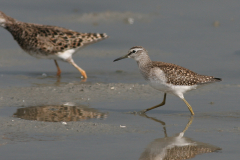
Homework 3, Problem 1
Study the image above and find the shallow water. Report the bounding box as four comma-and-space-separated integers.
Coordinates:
0, 0, 240, 159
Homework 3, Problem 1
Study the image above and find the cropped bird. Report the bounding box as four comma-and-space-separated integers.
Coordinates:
114, 46, 222, 115
0, 11, 108, 79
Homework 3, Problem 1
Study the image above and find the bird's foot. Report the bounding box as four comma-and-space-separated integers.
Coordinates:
80, 77, 87, 82
138, 110, 147, 115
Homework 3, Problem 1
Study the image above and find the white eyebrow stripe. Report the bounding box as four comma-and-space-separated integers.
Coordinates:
130, 48, 143, 52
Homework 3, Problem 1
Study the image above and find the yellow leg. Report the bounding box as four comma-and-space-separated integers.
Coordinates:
67, 59, 87, 79
182, 98, 195, 115
140, 93, 167, 113
54, 60, 61, 76
182, 116, 194, 133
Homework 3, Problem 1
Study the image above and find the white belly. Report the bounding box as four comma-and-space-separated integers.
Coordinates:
148, 80, 172, 93
26, 49, 76, 62
149, 79, 197, 97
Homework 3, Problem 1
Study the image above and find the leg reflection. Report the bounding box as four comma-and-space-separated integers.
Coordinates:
138, 115, 221, 160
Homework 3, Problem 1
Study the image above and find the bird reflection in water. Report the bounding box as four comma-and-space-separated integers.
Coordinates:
13, 105, 107, 122
139, 116, 221, 160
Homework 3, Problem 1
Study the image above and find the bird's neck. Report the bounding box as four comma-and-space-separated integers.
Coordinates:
136, 54, 152, 69
5, 20, 24, 42
136, 55, 153, 79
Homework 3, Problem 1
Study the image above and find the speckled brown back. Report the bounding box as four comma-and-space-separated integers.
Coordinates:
3, 16, 108, 55
152, 61, 222, 86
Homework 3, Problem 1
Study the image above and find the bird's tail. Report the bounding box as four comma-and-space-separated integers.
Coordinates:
197, 76, 222, 85
212, 78, 222, 82
83, 33, 108, 43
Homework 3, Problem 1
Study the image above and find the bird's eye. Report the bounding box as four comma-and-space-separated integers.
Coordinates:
132, 50, 136, 53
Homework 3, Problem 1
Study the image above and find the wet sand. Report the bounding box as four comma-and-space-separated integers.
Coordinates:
0, 82, 239, 159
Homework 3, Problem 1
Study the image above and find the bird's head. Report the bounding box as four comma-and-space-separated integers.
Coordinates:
0, 11, 15, 28
113, 46, 148, 62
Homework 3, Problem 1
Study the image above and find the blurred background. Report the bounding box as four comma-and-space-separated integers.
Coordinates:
1, 0, 240, 87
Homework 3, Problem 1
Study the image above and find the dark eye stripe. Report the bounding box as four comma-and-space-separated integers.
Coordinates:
128, 50, 136, 55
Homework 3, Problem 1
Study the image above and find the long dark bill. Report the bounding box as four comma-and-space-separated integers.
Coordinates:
113, 54, 129, 62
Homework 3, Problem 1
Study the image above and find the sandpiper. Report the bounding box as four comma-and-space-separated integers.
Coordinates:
0, 11, 108, 79
113, 46, 222, 115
